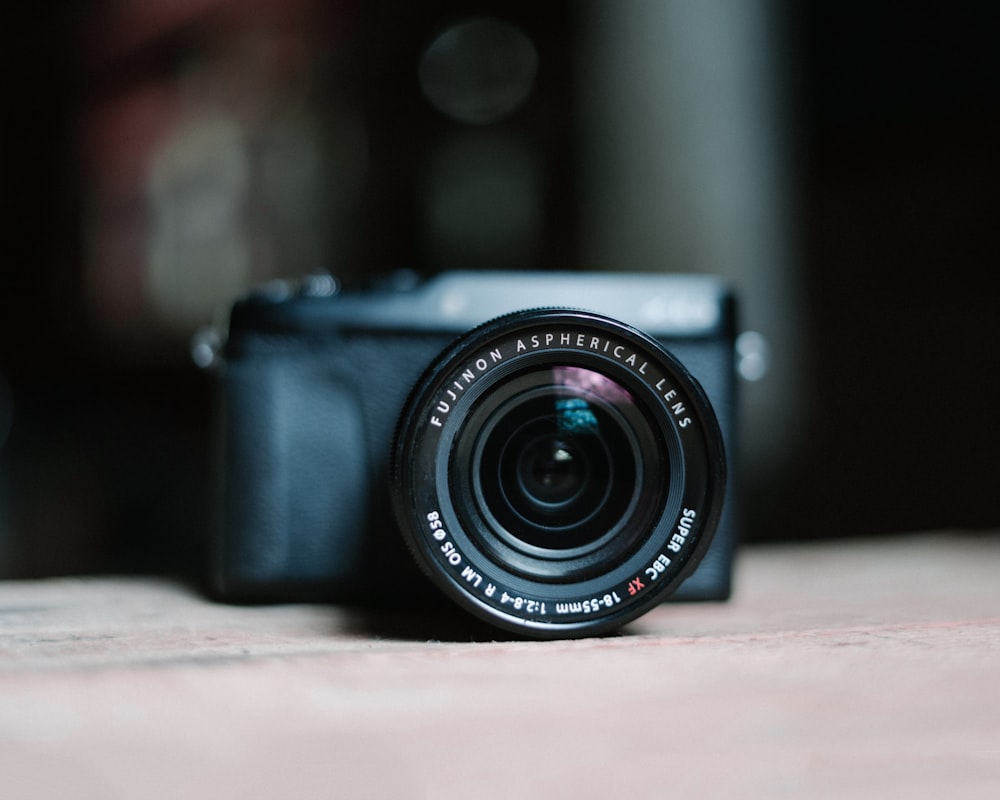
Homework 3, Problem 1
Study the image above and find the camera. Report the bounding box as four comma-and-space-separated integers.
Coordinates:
210, 270, 737, 638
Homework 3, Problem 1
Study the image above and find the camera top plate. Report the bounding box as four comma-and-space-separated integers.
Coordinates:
228, 271, 734, 342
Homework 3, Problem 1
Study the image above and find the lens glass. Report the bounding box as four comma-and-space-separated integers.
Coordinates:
461, 365, 661, 564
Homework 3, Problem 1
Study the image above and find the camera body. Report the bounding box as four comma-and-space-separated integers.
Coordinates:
213, 271, 738, 607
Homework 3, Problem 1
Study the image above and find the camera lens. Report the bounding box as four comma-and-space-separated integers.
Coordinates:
392, 310, 726, 638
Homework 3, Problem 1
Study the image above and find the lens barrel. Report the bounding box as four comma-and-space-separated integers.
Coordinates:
391, 310, 726, 638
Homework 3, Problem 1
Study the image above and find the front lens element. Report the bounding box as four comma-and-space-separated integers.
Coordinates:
467, 371, 650, 559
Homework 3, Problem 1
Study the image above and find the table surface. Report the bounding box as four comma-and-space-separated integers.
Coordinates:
1, 532, 998, 799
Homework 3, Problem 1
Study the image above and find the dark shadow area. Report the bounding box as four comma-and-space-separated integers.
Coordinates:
782, 1, 1000, 539
340, 600, 538, 644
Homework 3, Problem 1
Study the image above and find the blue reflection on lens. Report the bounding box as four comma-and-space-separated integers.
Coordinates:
555, 397, 599, 435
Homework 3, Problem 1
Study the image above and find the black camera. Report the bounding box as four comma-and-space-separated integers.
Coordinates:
211, 271, 737, 638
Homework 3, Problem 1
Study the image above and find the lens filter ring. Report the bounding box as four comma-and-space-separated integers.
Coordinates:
391, 310, 726, 638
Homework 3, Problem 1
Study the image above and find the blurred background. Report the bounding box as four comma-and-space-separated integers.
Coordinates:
0, 0, 997, 580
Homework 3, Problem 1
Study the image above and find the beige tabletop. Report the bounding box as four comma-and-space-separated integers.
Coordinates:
1, 531, 998, 799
